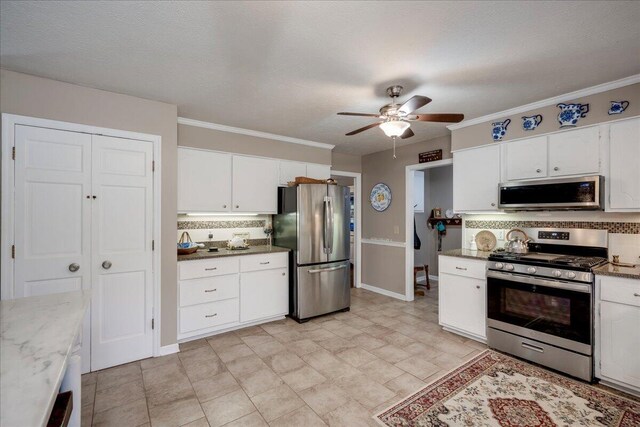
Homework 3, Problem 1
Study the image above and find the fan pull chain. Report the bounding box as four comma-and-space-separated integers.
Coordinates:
393, 137, 397, 159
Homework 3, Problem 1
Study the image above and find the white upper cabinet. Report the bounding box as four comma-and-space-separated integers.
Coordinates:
306, 163, 331, 180
232, 155, 278, 213
414, 171, 425, 212
453, 144, 500, 212
548, 126, 600, 177
178, 148, 232, 213
279, 161, 307, 186
608, 118, 640, 210
504, 136, 548, 180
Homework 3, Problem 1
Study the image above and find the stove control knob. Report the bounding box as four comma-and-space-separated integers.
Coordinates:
552, 270, 562, 278
527, 267, 537, 274
566, 271, 577, 279
505, 264, 515, 271
494, 262, 504, 269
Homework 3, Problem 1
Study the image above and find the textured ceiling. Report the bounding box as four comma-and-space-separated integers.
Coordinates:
1, 1, 639, 155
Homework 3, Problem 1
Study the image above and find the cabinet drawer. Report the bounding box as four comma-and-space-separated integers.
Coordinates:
439, 256, 486, 280
240, 252, 288, 272
179, 257, 239, 280
180, 299, 239, 334
180, 274, 239, 307
600, 276, 640, 307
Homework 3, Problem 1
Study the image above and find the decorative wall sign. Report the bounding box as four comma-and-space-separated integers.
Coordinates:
419, 149, 443, 163
521, 114, 543, 131
557, 103, 589, 128
608, 100, 629, 115
491, 119, 510, 141
370, 183, 392, 212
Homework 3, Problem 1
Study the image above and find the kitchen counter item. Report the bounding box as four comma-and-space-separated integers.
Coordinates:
593, 262, 640, 280
178, 245, 289, 261
177, 231, 198, 255
475, 230, 497, 251
504, 228, 531, 254
1, 291, 90, 427
440, 248, 492, 260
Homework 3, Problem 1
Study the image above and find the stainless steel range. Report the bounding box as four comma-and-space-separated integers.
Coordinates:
486, 228, 608, 381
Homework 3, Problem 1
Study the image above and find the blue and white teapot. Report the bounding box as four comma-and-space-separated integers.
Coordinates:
608, 101, 629, 115
521, 114, 542, 131
557, 103, 589, 128
492, 119, 511, 141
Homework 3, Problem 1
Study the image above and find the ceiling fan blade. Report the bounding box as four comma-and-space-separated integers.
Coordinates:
400, 128, 414, 139
409, 113, 465, 123
338, 112, 382, 118
398, 95, 432, 115
345, 122, 382, 136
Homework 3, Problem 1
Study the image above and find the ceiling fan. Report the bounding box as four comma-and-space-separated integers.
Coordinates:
338, 85, 464, 157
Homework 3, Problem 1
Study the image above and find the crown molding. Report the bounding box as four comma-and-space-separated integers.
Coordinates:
177, 117, 335, 150
447, 74, 640, 131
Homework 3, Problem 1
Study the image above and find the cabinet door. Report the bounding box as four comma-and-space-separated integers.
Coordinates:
240, 268, 288, 322
439, 272, 486, 339
178, 148, 232, 212
306, 163, 331, 180
453, 145, 500, 211
548, 126, 600, 177
279, 161, 307, 186
600, 301, 640, 388
609, 118, 640, 210
232, 156, 278, 213
504, 136, 548, 180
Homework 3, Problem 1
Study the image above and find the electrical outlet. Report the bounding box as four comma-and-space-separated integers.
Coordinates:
393, 225, 399, 235
495, 229, 505, 240
208, 231, 213, 239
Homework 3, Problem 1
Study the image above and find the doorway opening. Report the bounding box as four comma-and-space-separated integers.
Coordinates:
404, 158, 455, 301
330, 170, 361, 289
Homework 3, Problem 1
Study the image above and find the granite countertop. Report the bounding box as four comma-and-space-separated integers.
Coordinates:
1, 290, 91, 427
594, 263, 640, 280
440, 248, 493, 260
178, 245, 290, 261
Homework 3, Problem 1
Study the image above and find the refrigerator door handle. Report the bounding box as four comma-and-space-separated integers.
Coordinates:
327, 196, 334, 254
308, 265, 347, 274
323, 197, 330, 254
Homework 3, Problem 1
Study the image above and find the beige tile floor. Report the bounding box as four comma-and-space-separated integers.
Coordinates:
81, 283, 487, 426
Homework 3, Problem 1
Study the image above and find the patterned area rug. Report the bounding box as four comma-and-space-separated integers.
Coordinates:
375, 350, 639, 426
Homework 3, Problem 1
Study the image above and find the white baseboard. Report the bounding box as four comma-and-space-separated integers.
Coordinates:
360, 283, 407, 301
157, 343, 180, 356
416, 274, 440, 284
177, 314, 286, 343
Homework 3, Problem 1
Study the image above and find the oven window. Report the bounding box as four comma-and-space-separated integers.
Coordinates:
488, 277, 591, 345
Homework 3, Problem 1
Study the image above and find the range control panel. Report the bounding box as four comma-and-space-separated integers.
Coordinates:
538, 231, 570, 240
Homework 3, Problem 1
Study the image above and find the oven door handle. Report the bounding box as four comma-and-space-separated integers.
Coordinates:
487, 270, 592, 294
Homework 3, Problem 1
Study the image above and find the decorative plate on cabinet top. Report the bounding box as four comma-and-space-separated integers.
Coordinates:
475, 230, 497, 251
445, 209, 455, 218
370, 183, 392, 212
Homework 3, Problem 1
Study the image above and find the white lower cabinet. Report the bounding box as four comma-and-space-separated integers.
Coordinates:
178, 252, 289, 340
596, 276, 640, 394
438, 255, 487, 342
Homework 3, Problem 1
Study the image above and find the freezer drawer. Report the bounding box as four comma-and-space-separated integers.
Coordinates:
296, 261, 350, 320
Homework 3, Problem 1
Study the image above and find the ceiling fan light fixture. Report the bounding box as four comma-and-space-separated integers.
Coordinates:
379, 120, 410, 137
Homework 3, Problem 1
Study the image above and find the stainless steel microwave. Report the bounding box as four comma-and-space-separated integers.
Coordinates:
498, 175, 604, 211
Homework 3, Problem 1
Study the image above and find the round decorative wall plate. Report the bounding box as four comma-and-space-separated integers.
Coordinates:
370, 183, 392, 212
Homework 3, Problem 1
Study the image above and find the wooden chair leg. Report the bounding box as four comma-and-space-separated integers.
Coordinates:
424, 264, 430, 290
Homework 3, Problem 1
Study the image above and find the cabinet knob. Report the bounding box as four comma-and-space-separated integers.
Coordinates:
476, 285, 481, 289
68, 263, 80, 272
536, 168, 541, 173
235, 205, 239, 209
554, 167, 559, 171
282, 272, 286, 276
491, 203, 496, 207
634, 293, 640, 297
223, 205, 227, 208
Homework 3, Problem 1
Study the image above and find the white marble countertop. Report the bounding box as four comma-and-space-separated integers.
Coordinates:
0, 290, 90, 427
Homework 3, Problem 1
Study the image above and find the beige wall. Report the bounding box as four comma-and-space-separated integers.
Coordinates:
361, 134, 451, 293
452, 83, 640, 151
178, 123, 332, 164
0, 69, 179, 347
331, 151, 362, 173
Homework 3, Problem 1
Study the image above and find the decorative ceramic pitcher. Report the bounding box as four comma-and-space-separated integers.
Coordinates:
557, 103, 589, 128
492, 119, 511, 141
608, 101, 629, 115
522, 114, 543, 131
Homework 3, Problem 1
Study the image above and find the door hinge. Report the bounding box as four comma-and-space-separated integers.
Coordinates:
152, 318, 155, 329
12, 147, 15, 160
152, 240, 155, 251
152, 161, 155, 172
11, 245, 15, 259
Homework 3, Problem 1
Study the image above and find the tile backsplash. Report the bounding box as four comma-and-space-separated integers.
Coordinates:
177, 214, 270, 248
463, 212, 640, 264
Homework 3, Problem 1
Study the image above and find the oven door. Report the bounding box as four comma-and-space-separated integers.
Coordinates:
487, 270, 592, 355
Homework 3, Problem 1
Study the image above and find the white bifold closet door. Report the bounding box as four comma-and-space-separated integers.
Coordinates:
13, 125, 155, 372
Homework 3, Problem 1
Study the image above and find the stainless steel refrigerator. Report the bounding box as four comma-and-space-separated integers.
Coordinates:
274, 184, 350, 322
